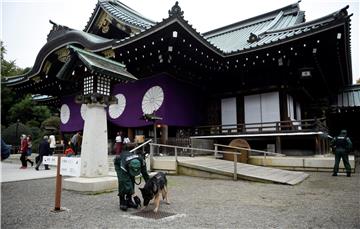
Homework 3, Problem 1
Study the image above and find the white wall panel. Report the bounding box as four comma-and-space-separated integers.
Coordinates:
287, 95, 294, 120
261, 92, 280, 122
244, 94, 261, 124
221, 97, 237, 129
261, 92, 280, 131
244, 94, 261, 132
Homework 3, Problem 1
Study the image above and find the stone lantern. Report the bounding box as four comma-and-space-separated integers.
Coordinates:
57, 45, 137, 181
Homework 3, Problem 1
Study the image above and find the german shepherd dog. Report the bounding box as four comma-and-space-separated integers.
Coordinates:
139, 172, 170, 212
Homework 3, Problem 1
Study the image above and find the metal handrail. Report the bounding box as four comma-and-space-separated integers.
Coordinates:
149, 143, 242, 156
149, 143, 242, 180
130, 139, 152, 153
214, 143, 285, 167
213, 144, 285, 156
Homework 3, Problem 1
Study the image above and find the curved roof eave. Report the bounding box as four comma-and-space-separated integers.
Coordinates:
3, 30, 116, 86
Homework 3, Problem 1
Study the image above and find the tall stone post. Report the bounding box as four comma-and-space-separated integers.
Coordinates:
80, 103, 108, 177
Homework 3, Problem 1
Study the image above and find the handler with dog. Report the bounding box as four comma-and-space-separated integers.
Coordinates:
114, 143, 150, 211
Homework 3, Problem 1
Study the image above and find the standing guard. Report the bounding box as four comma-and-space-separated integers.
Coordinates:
331, 130, 352, 177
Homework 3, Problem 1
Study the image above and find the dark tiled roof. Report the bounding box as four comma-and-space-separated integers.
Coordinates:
202, 5, 349, 54
203, 2, 305, 53
110, 2, 349, 58
85, 0, 155, 32
67, 45, 137, 81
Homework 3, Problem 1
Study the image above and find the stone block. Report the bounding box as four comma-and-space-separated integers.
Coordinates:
63, 176, 118, 193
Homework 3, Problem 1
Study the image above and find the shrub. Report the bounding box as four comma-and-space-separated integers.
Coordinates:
26, 120, 40, 128
41, 116, 60, 131
2, 122, 32, 146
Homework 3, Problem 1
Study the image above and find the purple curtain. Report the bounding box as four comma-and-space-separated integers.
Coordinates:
60, 73, 202, 132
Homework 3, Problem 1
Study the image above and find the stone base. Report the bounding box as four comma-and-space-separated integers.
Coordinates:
63, 176, 118, 194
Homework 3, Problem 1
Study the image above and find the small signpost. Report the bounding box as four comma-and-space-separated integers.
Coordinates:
43, 156, 58, 165
60, 157, 81, 177
43, 155, 81, 212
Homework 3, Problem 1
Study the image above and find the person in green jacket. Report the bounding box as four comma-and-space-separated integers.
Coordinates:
114, 144, 150, 211
331, 130, 352, 177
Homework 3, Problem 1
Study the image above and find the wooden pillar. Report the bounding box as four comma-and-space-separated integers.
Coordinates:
160, 125, 168, 144
315, 135, 321, 155
319, 138, 323, 154
127, 128, 134, 142
276, 136, 282, 154
325, 137, 330, 154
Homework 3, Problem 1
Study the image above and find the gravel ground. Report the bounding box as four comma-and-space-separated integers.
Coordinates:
1, 170, 359, 228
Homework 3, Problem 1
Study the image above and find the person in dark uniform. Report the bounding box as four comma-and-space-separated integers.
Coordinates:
114, 144, 149, 211
331, 130, 352, 177
35, 136, 51, 171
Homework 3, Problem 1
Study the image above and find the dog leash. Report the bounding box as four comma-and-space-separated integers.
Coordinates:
134, 176, 142, 185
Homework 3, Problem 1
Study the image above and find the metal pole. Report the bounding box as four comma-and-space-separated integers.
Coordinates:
264, 151, 266, 167
16, 119, 20, 149
174, 147, 178, 175
214, 145, 218, 158
174, 147, 178, 162
54, 154, 62, 211
153, 122, 157, 144
233, 153, 237, 181
150, 144, 154, 170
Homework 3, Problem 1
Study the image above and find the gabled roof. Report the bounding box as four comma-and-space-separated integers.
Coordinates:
201, 2, 351, 54
84, 0, 156, 33
109, 2, 350, 57
202, 2, 305, 53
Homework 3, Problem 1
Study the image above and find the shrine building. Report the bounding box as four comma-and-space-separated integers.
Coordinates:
4, 0, 359, 159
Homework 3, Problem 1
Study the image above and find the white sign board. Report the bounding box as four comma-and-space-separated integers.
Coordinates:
43, 156, 58, 165
60, 157, 81, 177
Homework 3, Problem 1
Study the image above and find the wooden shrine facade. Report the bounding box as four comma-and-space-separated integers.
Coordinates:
3, 1, 356, 155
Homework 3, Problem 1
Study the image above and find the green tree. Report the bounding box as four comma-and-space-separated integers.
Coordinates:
1, 42, 52, 127
7, 95, 51, 125
1, 122, 32, 146
1, 42, 25, 126
1, 41, 24, 76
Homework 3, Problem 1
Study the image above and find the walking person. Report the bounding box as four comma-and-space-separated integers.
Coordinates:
26, 135, 34, 167
71, 132, 80, 155
35, 135, 50, 170
49, 134, 56, 155
76, 132, 82, 155
114, 131, 123, 155
331, 130, 352, 177
19, 134, 28, 169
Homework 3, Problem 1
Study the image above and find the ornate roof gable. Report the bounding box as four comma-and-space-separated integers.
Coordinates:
168, 1, 184, 17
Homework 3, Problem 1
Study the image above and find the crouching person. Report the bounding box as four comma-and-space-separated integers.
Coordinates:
114, 144, 149, 211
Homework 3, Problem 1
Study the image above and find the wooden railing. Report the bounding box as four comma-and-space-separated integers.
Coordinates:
193, 118, 328, 136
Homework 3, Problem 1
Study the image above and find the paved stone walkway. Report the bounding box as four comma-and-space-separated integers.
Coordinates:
1, 159, 359, 228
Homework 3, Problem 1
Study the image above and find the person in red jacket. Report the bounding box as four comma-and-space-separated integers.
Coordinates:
19, 134, 28, 169
64, 143, 75, 157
